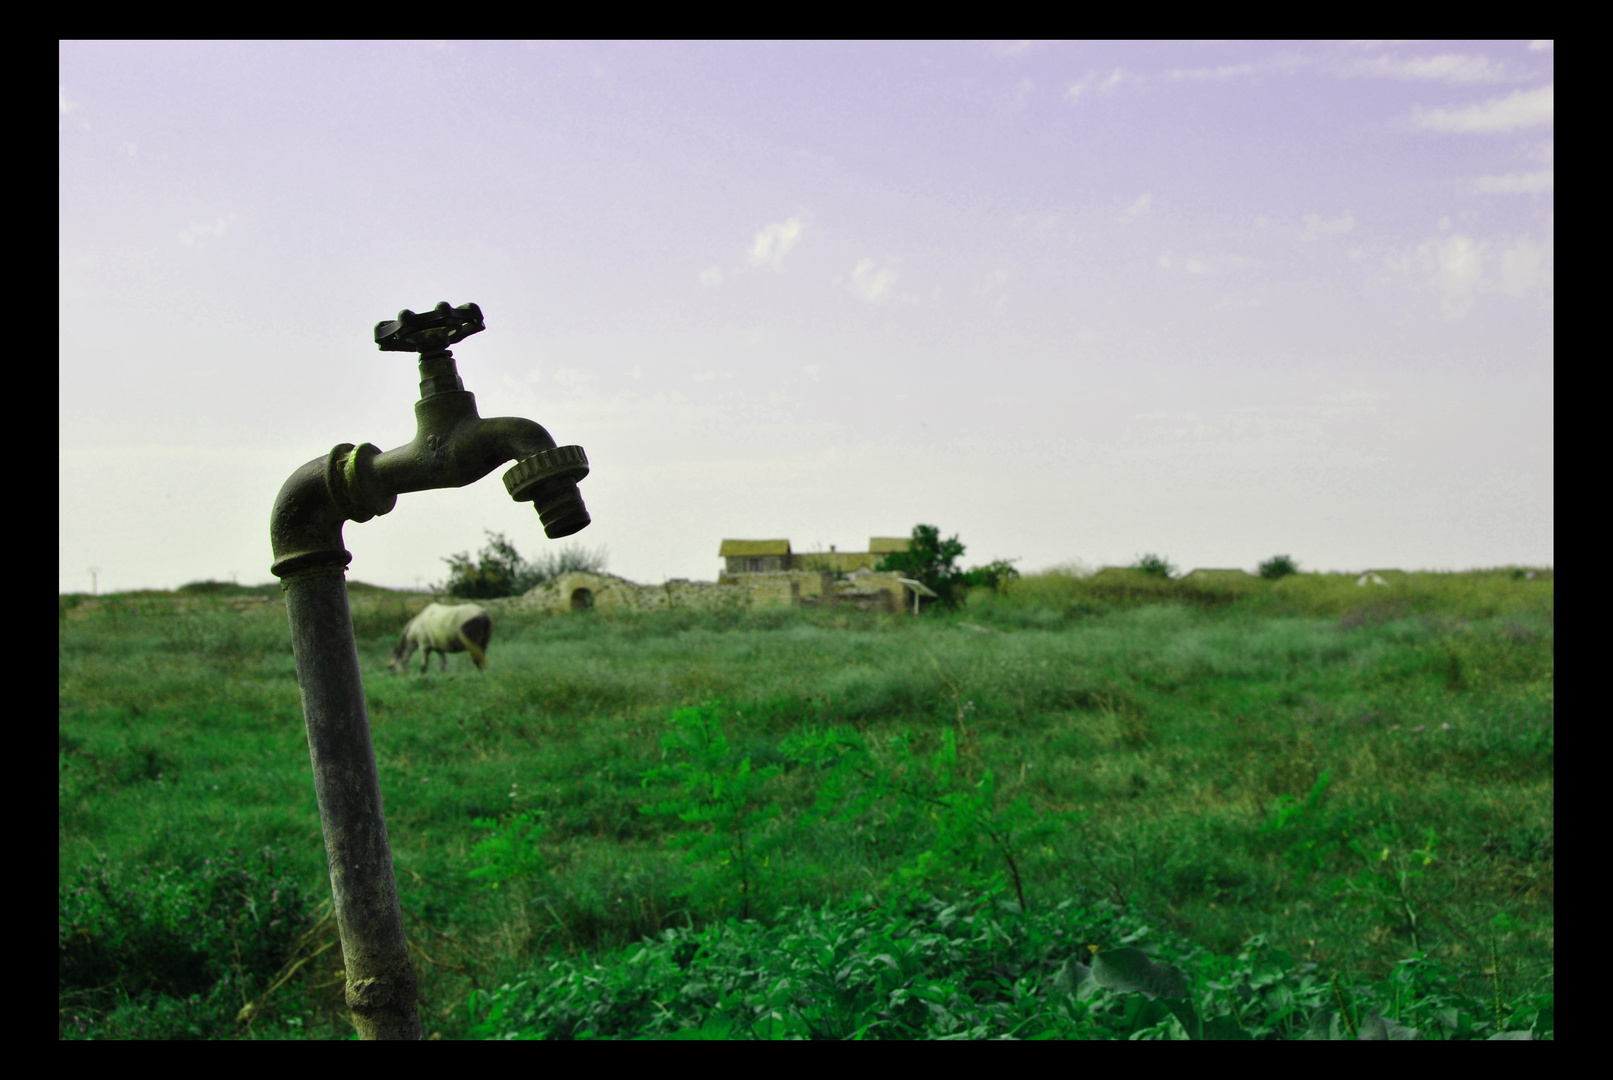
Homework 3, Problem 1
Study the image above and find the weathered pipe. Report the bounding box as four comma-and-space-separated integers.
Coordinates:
270, 303, 588, 1040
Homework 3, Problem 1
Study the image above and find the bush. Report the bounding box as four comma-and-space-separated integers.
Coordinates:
1259, 555, 1299, 581
442, 531, 607, 599
59, 848, 313, 1040
876, 526, 1020, 610
1132, 553, 1176, 579
471, 892, 1552, 1040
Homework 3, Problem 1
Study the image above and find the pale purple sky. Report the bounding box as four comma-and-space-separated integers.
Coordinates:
60, 41, 1554, 592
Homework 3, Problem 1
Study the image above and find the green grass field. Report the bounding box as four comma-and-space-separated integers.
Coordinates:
59, 569, 1553, 1039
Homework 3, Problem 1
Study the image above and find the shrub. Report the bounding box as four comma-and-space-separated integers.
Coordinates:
1259, 555, 1299, 581
964, 558, 1021, 592
1132, 554, 1176, 579
442, 531, 607, 599
59, 848, 313, 1040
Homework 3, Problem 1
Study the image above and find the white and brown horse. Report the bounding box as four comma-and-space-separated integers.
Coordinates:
388, 603, 493, 673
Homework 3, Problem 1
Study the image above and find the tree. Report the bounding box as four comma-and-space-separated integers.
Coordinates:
1258, 554, 1299, 581
441, 531, 607, 599
963, 559, 1020, 592
876, 525, 969, 610
1132, 553, 1176, 579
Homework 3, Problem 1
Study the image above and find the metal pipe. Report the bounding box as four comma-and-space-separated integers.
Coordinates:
270, 302, 591, 1040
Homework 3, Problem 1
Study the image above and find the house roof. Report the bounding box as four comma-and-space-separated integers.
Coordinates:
868, 537, 911, 554
719, 539, 791, 557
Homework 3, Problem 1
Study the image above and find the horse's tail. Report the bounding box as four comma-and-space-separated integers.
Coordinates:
459, 613, 492, 670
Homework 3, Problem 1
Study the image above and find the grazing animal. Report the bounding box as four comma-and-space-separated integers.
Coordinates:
389, 603, 493, 674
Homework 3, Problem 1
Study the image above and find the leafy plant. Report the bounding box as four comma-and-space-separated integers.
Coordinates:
59, 848, 312, 1040
468, 809, 550, 891
1259, 555, 1299, 581
471, 893, 1549, 1039
1132, 553, 1176, 579
964, 558, 1020, 593
1262, 775, 1439, 953
640, 705, 783, 919
782, 724, 1068, 912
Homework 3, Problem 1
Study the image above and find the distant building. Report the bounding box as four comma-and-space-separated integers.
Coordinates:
719, 537, 911, 576
509, 537, 921, 615
719, 537, 916, 613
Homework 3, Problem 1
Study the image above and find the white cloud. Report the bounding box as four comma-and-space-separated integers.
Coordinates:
1169, 63, 1255, 81
1497, 235, 1549, 298
1119, 193, 1152, 222
1066, 68, 1126, 102
177, 215, 236, 248
692, 371, 716, 381
699, 266, 724, 287
1413, 84, 1553, 132
1158, 251, 1254, 275
989, 40, 1034, 57
1385, 227, 1551, 316
630, 365, 643, 380
1302, 211, 1356, 239
1352, 53, 1514, 83
1416, 233, 1486, 318
59, 86, 88, 130
803, 364, 821, 380
848, 258, 899, 303
749, 217, 804, 270
1470, 171, 1554, 194
1529, 40, 1553, 51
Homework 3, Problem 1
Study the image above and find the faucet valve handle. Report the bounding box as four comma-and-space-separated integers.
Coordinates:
375, 301, 486, 353
504, 445, 591, 539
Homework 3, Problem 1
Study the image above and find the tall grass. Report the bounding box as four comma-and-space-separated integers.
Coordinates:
59, 569, 1552, 1038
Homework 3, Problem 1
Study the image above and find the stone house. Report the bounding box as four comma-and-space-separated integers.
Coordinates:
507, 537, 920, 615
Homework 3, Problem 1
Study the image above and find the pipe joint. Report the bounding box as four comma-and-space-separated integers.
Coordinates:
332, 442, 398, 523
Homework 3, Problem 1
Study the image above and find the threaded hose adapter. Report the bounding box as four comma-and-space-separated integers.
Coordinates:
503, 445, 591, 538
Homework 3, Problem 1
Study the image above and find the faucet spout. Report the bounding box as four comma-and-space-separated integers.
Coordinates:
267, 302, 592, 1040
270, 345, 589, 578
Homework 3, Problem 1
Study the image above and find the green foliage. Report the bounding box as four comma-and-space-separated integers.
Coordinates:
640, 705, 783, 919
876, 525, 968, 610
442, 531, 607, 599
1132, 553, 1176, 579
1259, 555, 1300, 581
59, 574, 1553, 1038
59, 848, 313, 1040
963, 558, 1020, 592
877, 525, 1020, 609
1262, 775, 1444, 952
782, 723, 1070, 911
469, 810, 551, 891
471, 895, 1550, 1040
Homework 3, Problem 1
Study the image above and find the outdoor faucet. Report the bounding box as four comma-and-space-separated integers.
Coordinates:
268, 302, 591, 1040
